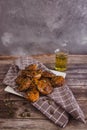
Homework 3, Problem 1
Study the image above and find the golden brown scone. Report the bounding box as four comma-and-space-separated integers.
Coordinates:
37, 79, 53, 95
20, 69, 42, 79
25, 64, 38, 71
30, 69, 42, 79
20, 70, 31, 78
17, 78, 32, 91
42, 71, 55, 78
51, 76, 65, 87
29, 78, 38, 90
15, 75, 24, 85
26, 89, 39, 102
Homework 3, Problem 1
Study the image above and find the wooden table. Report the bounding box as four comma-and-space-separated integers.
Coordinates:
0, 54, 87, 130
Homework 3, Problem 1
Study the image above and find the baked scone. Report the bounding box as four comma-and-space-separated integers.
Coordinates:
42, 71, 55, 78
17, 77, 32, 91
37, 79, 53, 95
15, 75, 24, 85
51, 76, 65, 87
26, 89, 39, 102
25, 64, 38, 71
20, 69, 42, 79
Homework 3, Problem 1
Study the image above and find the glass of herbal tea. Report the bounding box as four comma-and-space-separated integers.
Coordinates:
54, 47, 68, 71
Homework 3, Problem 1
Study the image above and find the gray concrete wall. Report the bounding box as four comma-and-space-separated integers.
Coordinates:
0, 0, 87, 55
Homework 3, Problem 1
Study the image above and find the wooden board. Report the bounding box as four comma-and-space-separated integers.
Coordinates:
0, 54, 87, 130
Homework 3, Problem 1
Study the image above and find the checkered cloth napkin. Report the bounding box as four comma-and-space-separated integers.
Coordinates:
3, 56, 86, 127
48, 85, 86, 123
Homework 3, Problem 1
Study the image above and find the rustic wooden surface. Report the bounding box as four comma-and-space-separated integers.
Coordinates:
0, 54, 87, 130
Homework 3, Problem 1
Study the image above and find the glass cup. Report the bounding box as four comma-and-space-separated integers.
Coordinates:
54, 48, 68, 71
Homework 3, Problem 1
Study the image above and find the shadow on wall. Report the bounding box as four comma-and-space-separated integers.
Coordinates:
0, 0, 87, 55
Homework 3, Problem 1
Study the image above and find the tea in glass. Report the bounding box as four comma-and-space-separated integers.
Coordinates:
55, 49, 68, 71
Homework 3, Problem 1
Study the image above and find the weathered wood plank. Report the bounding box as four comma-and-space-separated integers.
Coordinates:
0, 99, 86, 119
67, 79, 87, 86
0, 118, 86, 130
69, 88, 87, 100
0, 56, 18, 60
1, 63, 87, 73
30, 54, 87, 64
0, 55, 87, 64
66, 73, 87, 79
67, 64, 87, 70
0, 100, 44, 119
0, 60, 14, 64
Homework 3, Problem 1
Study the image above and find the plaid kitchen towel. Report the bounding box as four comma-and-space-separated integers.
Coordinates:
48, 85, 86, 123
3, 56, 86, 125
32, 96, 69, 127
3, 64, 69, 128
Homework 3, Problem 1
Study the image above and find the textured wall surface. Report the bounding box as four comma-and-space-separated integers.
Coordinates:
0, 0, 87, 55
